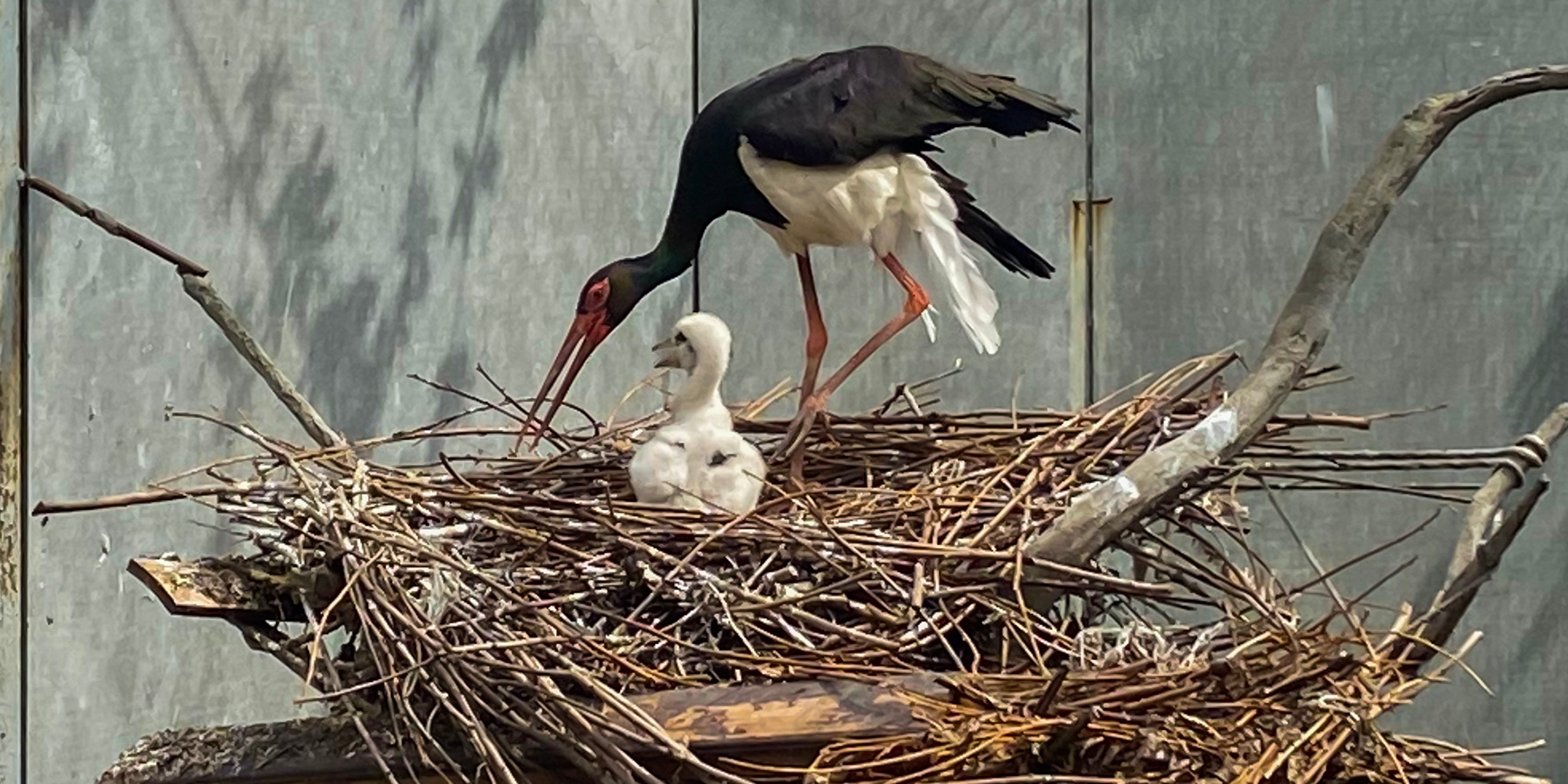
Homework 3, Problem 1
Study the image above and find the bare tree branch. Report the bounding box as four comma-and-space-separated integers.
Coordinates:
1022, 64, 1568, 610
24, 176, 210, 277
180, 274, 343, 448
24, 176, 343, 449
1443, 404, 1567, 586
1409, 479, 1549, 665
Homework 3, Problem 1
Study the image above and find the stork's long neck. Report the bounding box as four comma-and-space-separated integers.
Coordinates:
631, 241, 695, 293
669, 347, 729, 425
633, 175, 723, 289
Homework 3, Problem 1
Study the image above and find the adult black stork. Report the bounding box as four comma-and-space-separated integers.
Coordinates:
526, 45, 1078, 459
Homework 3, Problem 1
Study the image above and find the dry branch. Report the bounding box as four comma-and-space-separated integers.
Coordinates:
1405, 405, 1568, 660
23, 175, 210, 276
180, 274, 344, 448
23, 176, 344, 449
1021, 64, 1568, 609
1442, 402, 1567, 586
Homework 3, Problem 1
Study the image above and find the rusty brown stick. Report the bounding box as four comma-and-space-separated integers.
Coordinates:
23, 175, 210, 276
31, 484, 225, 515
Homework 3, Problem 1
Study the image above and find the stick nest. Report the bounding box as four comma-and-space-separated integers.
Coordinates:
175, 354, 1542, 783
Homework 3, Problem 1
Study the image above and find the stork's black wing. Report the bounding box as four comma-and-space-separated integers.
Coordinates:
713, 46, 1079, 167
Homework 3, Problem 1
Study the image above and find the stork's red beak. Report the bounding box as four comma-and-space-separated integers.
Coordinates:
523, 312, 610, 450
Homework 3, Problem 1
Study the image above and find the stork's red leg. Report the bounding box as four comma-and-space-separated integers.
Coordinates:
780, 252, 931, 459
782, 252, 830, 482
795, 252, 829, 402
814, 252, 930, 400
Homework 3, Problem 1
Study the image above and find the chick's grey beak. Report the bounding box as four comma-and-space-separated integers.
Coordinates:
651, 336, 680, 368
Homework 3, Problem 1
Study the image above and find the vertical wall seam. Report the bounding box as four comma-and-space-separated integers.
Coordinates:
1082, 0, 1096, 404
689, 0, 701, 312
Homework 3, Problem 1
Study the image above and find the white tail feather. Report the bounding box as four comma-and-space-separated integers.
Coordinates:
737, 141, 1002, 353
896, 156, 1001, 354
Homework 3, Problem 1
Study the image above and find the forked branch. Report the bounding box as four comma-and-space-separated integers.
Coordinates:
1022, 65, 1568, 609
23, 176, 343, 449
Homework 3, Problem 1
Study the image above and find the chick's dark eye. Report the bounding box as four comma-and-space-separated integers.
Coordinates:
674, 332, 687, 344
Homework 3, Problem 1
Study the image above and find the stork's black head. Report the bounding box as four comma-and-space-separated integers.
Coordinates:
523, 256, 659, 447
579, 258, 653, 329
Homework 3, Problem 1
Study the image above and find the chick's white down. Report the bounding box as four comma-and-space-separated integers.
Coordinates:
629, 312, 765, 514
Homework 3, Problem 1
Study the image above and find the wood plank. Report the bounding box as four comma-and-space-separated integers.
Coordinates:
127, 557, 336, 622
99, 676, 947, 783
634, 673, 942, 753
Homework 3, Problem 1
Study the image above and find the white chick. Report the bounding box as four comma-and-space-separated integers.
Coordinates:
629, 312, 765, 514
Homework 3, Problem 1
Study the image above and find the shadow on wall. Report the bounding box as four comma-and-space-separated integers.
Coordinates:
171, 1, 545, 440
1511, 276, 1568, 436
29, 0, 100, 67
25, 137, 71, 271
402, 0, 442, 120
218, 50, 291, 222
448, 0, 541, 258
25, 0, 97, 266
32, 1, 548, 441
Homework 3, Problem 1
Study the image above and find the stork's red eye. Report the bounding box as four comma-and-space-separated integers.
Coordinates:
584, 280, 610, 309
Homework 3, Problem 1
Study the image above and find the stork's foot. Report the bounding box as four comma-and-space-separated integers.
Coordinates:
774, 394, 828, 471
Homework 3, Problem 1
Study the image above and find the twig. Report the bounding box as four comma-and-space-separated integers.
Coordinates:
24, 175, 211, 276
32, 484, 225, 515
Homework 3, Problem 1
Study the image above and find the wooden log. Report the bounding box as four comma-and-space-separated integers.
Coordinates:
99, 675, 947, 784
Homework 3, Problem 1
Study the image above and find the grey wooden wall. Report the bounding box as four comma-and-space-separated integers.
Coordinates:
7, 1, 1566, 781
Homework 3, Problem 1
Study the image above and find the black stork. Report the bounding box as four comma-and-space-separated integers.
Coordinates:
525, 45, 1078, 459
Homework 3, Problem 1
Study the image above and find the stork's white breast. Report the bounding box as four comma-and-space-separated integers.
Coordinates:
737, 139, 904, 256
